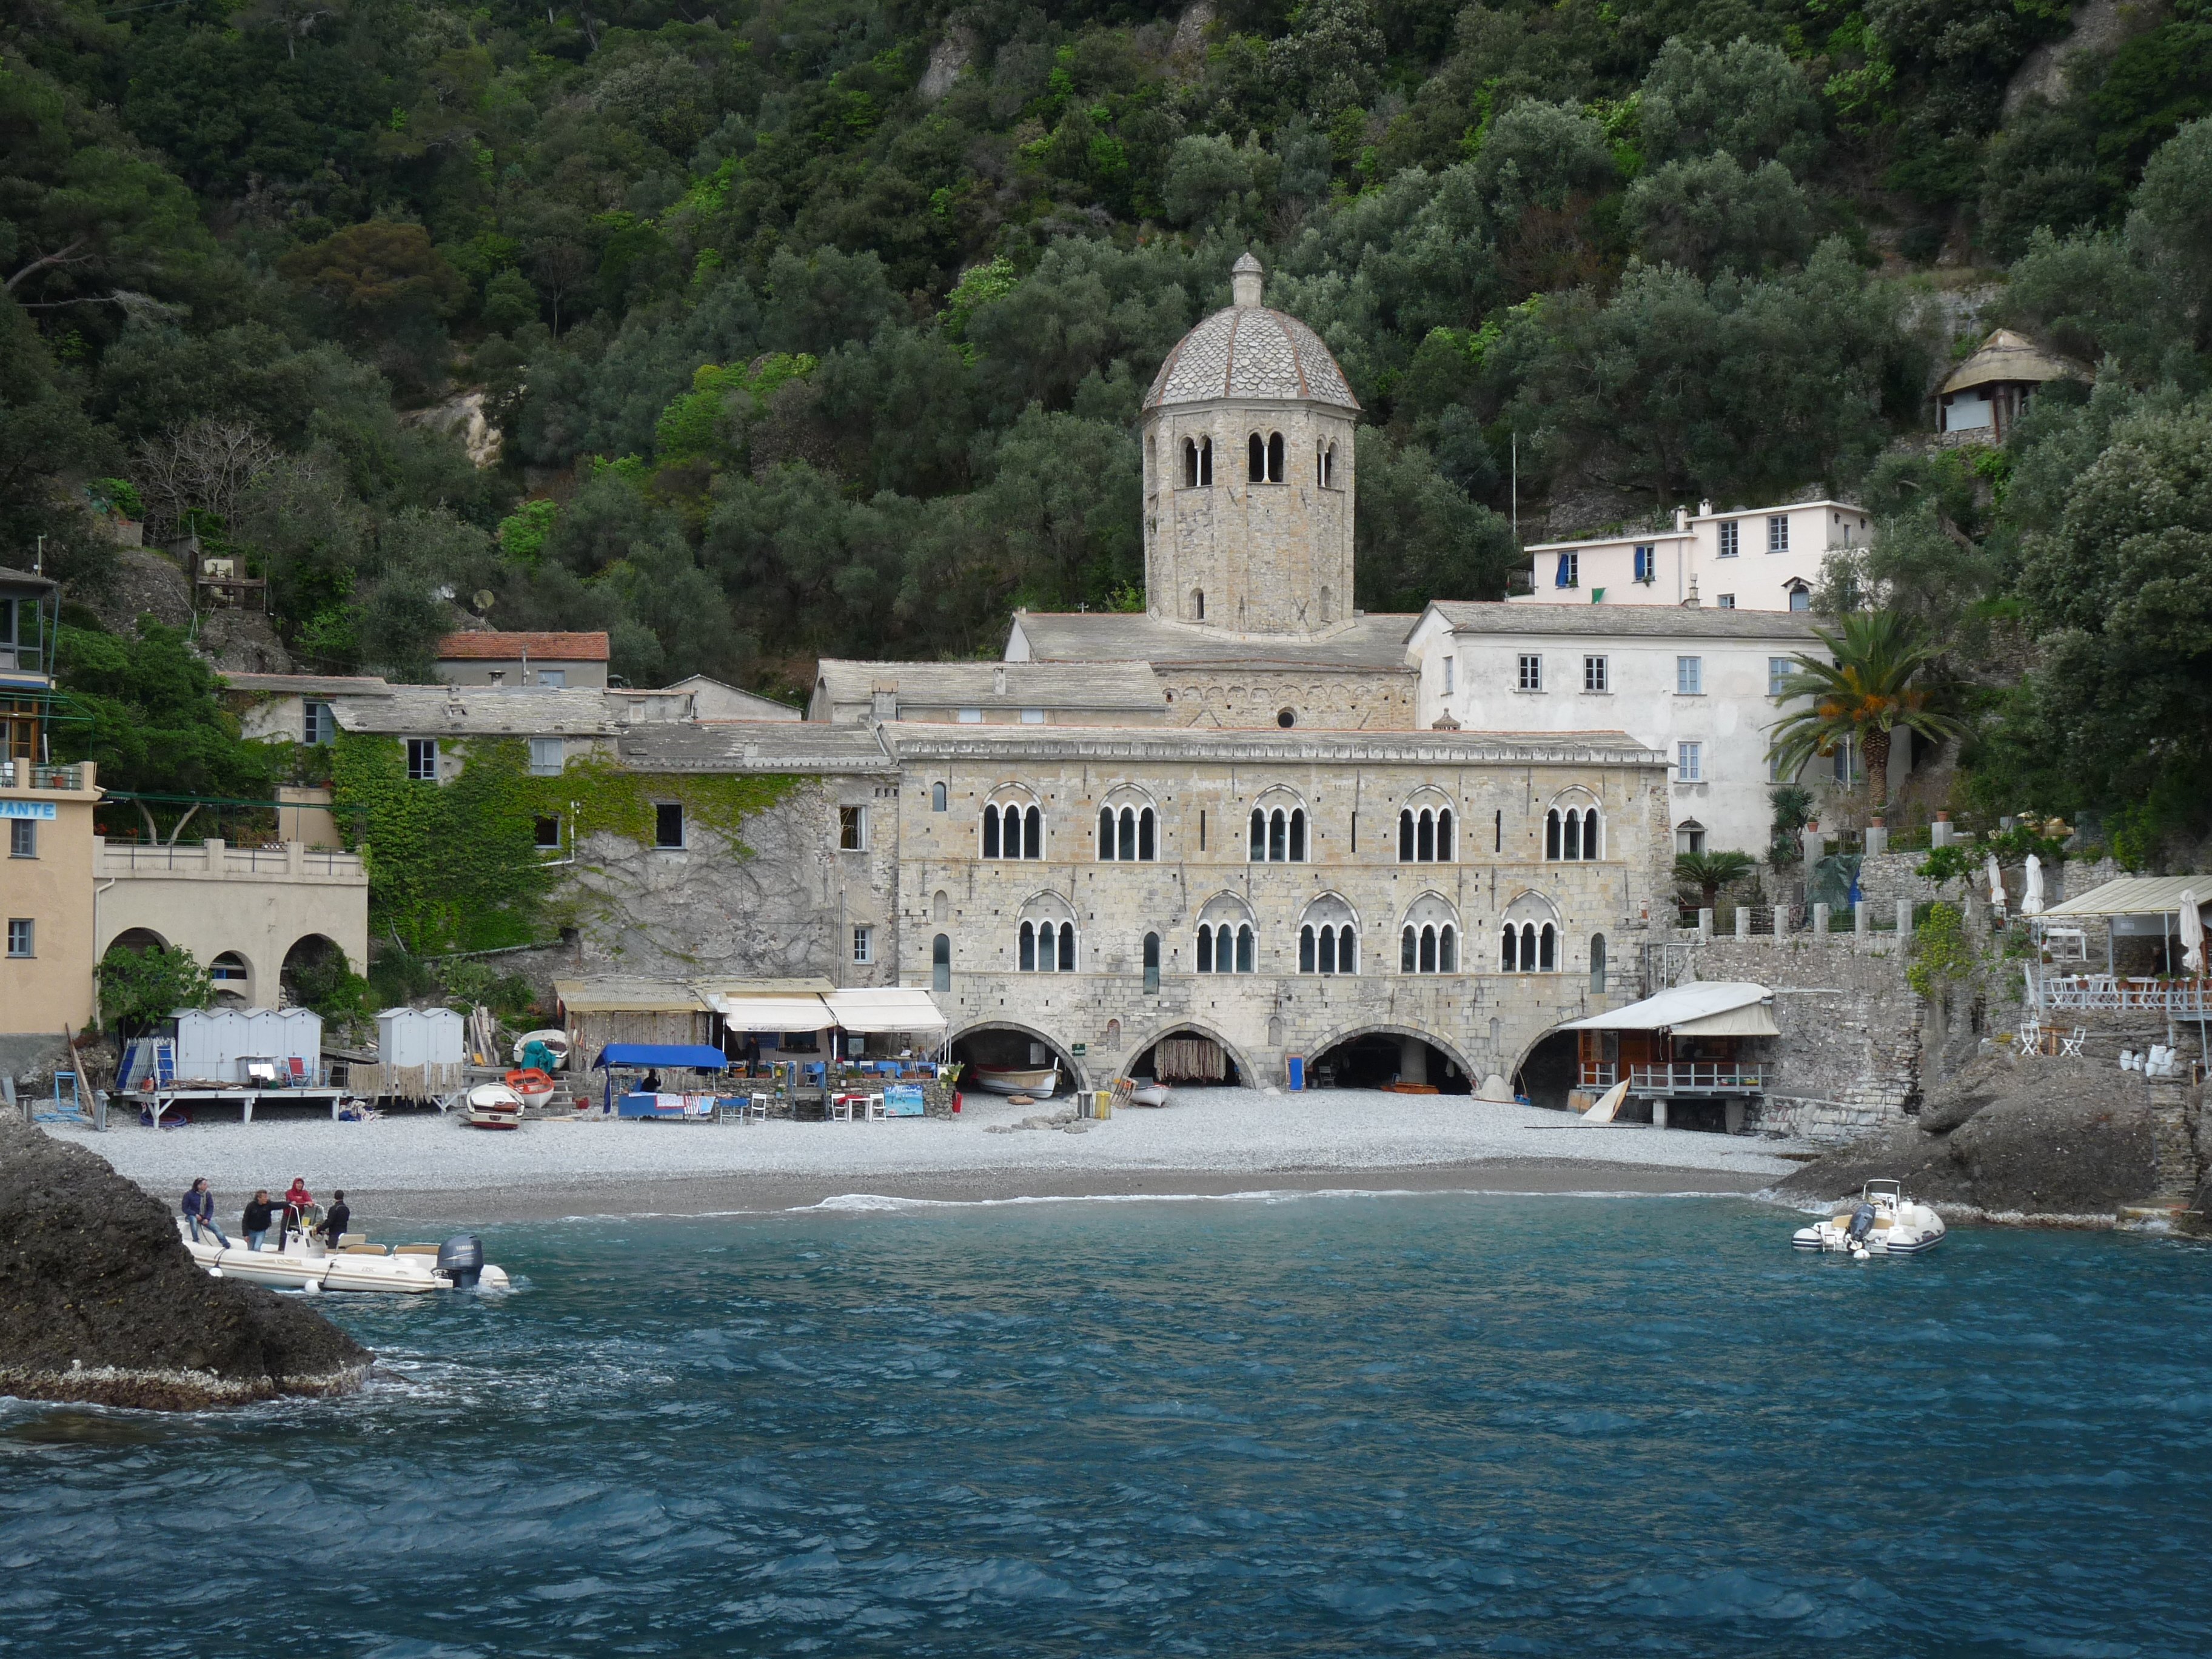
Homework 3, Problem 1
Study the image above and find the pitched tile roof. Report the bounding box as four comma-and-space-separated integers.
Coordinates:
435, 631, 610, 662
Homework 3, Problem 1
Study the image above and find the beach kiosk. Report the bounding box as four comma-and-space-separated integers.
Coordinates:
594, 1042, 732, 1118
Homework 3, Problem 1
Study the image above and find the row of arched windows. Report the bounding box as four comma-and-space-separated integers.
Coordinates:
970, 793, 1602, 865
1175, 434, 1339, 489
933, 922, 1607, 991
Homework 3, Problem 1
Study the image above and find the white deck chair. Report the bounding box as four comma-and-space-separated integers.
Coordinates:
865, 1092, 886, 1122
2060, 1028, 2087, 1058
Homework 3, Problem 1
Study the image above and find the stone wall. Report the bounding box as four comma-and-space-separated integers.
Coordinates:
1689, 935, 1927, 1142
1160, 668, 1419, 731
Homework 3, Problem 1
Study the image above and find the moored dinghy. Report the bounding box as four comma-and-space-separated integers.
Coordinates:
1792, 1179, 1947, 1257
176, 1219, 511, 1292
971, 1065, 1060, 1096
464, 1082, 525, 1128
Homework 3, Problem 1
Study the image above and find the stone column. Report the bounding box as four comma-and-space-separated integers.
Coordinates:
1398, 1035, 1428, 1086
1698, 907, 1714, 939
1813, 902, 1831, 940
1863, 825, 1888, 856
1652, 1099, 1670, 1130
1854, 900, 1869, 941
1896, 899, 1914, 939
1735, 907, 1751, 940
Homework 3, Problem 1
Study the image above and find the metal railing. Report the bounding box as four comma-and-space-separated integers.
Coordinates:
102, 844, 211, 871
1578, 1062, 1619, 1086
1629, 1063, 1765, 1092
0, 760, 84, 790
2042, 976, 2212, 1014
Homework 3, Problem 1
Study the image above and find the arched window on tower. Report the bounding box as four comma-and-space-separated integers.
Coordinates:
1321, 441, 1336, 489
1199, 436, 1212, 484
1248, 433, 1265, 482
1142, 931, 1161, 994
931, 933, 950, 992
1182, 437, 1199, 488
1267, 431, 1285, 483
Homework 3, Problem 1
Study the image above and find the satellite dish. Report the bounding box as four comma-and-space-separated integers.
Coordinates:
473, 589, 496, 611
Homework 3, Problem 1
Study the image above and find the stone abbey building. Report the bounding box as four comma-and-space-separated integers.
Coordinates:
629, 255, 1672, 1091
244, 257, 1675, 1093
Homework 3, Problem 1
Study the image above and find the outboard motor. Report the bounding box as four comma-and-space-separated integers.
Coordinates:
1846, 1203, 1877, 1246
437, 1234, 486, 1289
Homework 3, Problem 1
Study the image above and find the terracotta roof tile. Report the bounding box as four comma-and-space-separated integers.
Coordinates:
435, 631, 610, 662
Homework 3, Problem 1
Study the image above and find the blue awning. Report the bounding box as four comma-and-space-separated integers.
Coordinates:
593, 1043, 729, 1070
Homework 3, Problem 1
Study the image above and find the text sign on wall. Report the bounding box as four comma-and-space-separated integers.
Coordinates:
883, 1084, 926, 1118
0, 800, 56, 819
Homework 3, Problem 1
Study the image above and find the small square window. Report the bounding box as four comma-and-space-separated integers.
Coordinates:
1768, 515, 1789, 554
406, 739, 438, 781
1633, 545, 1655, 583
303, 702, 334, 745
1678, 741, 1704, 783
1769, 656, 1794, 697
1583, 655, 1608, 692
6, 917, 32, 957
1717, 521, 1740, 558
1021, 708, 1045, 724
1716, 593, 1735, 609
528, 736, 564, 777
9, 819, 35, 858
654, 802, 685, 849
1517, 653, 1543, 692
534, 814, 561, 850
1675, 656, 1703, 695
957, 708, 983, 723
839, 805, 866, 850
852, 925, 874, 965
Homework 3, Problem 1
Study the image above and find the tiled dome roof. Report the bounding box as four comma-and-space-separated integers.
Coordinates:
1144, 305, 1359, 412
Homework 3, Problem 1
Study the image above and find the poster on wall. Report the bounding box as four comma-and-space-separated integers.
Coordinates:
884, 1084, 925, 1118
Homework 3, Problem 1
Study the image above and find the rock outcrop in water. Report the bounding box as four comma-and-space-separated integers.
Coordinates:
1776, 1050, 2187, 1221
0, 1115, 369, 1410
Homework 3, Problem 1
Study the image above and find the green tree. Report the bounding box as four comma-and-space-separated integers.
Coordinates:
1639, 36, 1825, 173
97, 941, 212, 1041
1621, 154, 1815, 278
1674, 849, 1757, 909
1766, 611, 1964, 804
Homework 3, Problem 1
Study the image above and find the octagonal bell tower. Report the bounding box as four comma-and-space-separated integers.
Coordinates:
1139, 254, 1361, 636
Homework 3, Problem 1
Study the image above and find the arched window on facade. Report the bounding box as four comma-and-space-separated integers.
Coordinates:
982, 794, 1044, 860
932, 890, 948, 923
1191, 588, 1205, 622
1320, 441, 1336, 489
1183, 437, 1199, 487
1590, 933, 1607, 993
1500, 892, 1561, 974
931, 781, 947, 812
931, 933, 951, 992
1142, 932, 1161, 994
1016, 894, 1078, 974
1096, 791, 1158, 862
1248, 793, 1307, 863
1545, 800, 1603, 861
1196, 894, 1256, 976
1267, 430, 1285, 483
1397, 796, 1455, 863
1397, 894, 1461, 975
1298, 894, 1359, 976
1248, 432, 1266, 482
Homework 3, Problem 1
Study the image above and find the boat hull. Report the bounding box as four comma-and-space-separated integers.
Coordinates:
176, 1221, 509, 1293
971, 1066, 1059, 1096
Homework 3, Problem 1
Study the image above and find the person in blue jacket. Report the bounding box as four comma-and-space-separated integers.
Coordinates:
182, 1178, 230, 1247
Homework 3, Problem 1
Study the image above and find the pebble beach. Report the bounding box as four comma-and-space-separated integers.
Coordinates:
45, 1087, 1811, 1222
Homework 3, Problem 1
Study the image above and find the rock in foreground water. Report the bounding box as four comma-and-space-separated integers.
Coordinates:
0, 1114, 369, 1410
1777, 1051, 2171, 1219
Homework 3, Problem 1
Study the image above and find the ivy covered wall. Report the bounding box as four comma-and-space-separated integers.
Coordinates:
330, 732, 803, 953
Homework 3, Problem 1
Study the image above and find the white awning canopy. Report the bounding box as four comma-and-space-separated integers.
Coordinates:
708, 992, 834, 1032
822, 987, 949, 1033
2039, 876, 2212, 920
1559, 981, 1779, 1037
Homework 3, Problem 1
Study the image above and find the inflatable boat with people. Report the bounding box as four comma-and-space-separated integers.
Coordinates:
176, 1217, 510, 1293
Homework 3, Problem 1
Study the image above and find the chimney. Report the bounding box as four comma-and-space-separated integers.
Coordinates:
1673, 506, 1687, 532
1698, 499, 1712, 518
870, 682, 897, 723
1232, 252, 1264, 309
1682, 577, 1701, 609
993, 666, 1007, 697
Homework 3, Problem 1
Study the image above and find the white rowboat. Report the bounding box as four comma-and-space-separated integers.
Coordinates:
970, 1065, 1060, 1096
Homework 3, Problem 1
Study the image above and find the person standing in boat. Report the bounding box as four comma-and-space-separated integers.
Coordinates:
241, 1190, 276, 1253
183, 1179, 229, 1247
320, 1191, 352, 1245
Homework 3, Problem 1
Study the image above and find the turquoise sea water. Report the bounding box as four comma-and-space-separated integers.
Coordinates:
5, 1193, 2211, 1658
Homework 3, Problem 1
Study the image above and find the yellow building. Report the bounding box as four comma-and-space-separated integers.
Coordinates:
1, 759, 100, 1037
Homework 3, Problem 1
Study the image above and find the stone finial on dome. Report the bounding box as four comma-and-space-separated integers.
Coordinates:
1231, 252, 1264, 309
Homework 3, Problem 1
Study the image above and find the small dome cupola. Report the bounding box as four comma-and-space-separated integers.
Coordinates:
1138, 255, 1360, 638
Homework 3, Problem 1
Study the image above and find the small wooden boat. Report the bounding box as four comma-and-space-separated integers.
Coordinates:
504, 1067, 557, 1109
464, 1082, 525, 1129
971, 1064, 1059, 1096
1128, 1082, 1170, 1107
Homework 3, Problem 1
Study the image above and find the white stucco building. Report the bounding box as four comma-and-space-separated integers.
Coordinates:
1511, 499, 1871, 614
1404, 602, 1882, 857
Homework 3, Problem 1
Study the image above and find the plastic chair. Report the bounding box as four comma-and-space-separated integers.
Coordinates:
865, 1092, 885, 1122
748, 1092, 771, 1124
828, 1093, 853, 1124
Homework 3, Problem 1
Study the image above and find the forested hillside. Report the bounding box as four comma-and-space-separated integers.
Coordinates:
5, 0, 2211, 845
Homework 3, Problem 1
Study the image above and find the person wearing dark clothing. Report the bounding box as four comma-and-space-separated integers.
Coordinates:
321, 1192, 352, 1244
640, 1070, 663, 1094
183, 1179, 230, 1248
242, 1190, 276, 1253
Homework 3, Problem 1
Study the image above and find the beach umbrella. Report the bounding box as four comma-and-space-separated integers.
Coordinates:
2180, 890, 2204, 974
1985, 853, 2005, 908
2022, 854, 2045, 916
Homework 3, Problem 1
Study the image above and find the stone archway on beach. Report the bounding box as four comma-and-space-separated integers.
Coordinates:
1302, 1021, 1478, 1094
1511, 1025, 1584, 1113
947, 1020, 1090, 1096
1122, 1019, 1258, 1088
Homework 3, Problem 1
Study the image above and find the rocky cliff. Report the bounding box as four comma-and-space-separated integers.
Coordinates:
1775, 1050, 2184, 1221
0, 1116, 369, 1410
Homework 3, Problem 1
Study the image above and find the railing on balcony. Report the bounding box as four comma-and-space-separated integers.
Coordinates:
1578, 1062, 1619, 1087
1630, 1063, 1764, 1093
102, 843, 212, 870
0, 760, 85, 790
2042, 976, 2212, 1014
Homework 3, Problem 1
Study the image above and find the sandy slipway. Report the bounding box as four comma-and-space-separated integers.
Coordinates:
45, 1088, 1811, 1222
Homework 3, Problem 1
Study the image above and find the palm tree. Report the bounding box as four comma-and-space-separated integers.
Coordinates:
1674, 850, 1756, 910
1766, 611, 1963, 801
